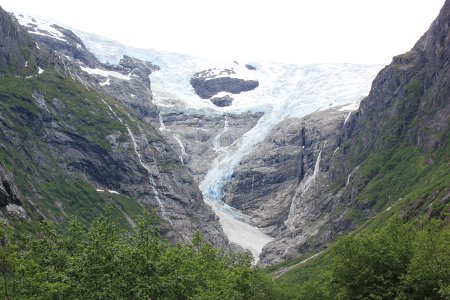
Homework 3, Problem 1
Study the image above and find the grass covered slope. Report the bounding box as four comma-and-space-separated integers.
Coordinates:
0, 70, 146, 229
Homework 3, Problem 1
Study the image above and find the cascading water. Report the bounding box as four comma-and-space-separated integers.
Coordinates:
285, 148, 323, 228
213, 115, 229, 151
173, 134, 186, 164
100, 99, 171, 224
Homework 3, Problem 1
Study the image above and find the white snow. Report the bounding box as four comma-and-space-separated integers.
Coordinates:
81, 67, 131, 80
99, 78, 111, 86
207, 198, 273, 263
339, 101, 360, 111
96, 189, 104, 192
130, 94, 136, 98
15, 13, 67, 42
108, 190, 120, 194
38, 67, 44, 74
25, 61, 28, 67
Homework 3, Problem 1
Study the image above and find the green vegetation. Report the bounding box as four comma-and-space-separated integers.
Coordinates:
0, 213, 291, 300
276, 220, 449, 299
0, 71, 147, 232
274, 136, 449, 299
37, 178, 143, 230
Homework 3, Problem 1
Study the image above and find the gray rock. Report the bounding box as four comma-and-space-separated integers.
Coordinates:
0, 9, 38, 75
210, 95, 233, 107
190, 69, 259, 99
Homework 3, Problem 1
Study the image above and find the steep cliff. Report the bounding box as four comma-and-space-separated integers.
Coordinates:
224, 1, 450, 265
0, 7, 227, 248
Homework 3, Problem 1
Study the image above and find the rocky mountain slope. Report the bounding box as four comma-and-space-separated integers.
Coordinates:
0, 7, 227, 248
6, 8, 383, 261
222, 0, 449, 265
6, 2, 444, 267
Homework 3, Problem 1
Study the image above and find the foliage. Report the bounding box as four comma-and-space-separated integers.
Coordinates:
278, 220, 450, 299
0, 213, 291, 299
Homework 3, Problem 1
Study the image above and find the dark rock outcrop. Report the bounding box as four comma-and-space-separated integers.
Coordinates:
0, 165, 21, 208
190, 69, 259, 99
0, 7, 38, 75
210, 95, 233, 107
0, 165, 29, 222
17, 17, 100, 68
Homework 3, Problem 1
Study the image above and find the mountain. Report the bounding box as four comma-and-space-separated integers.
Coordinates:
239, 0, 449, 265
0, 7, 227, 248
2, 0, 447, 270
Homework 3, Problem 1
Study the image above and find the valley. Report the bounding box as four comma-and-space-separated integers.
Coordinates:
0, 1, 448, 298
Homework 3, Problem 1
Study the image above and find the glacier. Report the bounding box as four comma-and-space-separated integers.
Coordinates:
50, 28, 381, 260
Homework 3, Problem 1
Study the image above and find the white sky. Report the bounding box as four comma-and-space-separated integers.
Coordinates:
1, 0, 445, 64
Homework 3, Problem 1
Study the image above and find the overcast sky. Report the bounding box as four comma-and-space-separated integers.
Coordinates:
1, 0, 445, 64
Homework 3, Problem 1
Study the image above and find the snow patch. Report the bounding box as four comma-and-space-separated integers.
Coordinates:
15, 13, 67, 42
81, 67, 131, 80
339, 102, 360, 111
99, 78, 111, 86
38, 67, 44, 74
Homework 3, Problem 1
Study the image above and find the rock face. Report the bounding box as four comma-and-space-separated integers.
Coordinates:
221, 108, 357, 265
191, 76, 259, 99
0, 7, 228, 249
0, 165, 29, 222
158, 111, 263, 181
224, 108, 348, 235
0, 7, 38, 75
17, 16, 99, 68
331, 0, 450, 182
233, 0, 450, 265
210, 95, 233, 107
190, 68, 259, 107
86, 55, 160, 120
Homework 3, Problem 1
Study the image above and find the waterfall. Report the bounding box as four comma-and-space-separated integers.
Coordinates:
173, 134, 186, 164
101, 99, 171, 223
213, 115, 229, 151
158, 112, 167, 131
346, 165, 360, 187
286, 148, 323, 227
343, 111, 352, 126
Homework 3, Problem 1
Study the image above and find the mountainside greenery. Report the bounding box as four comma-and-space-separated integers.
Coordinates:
276, 220, 449, 300
0, 71, 144, 230
272, 135, 449, 299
